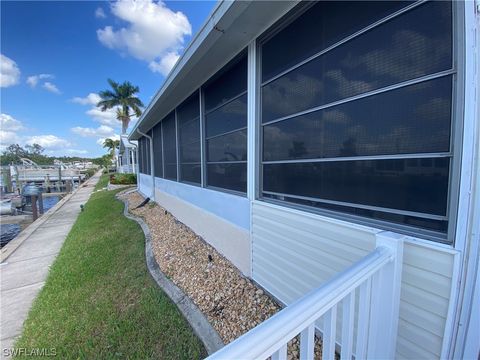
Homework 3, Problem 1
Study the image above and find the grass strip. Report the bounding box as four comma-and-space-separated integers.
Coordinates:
14, 188, 206, 359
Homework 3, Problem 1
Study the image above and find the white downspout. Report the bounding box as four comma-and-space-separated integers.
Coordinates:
136, 129, 155, 202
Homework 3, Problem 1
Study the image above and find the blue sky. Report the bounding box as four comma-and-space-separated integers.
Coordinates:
1, 0, 216, 157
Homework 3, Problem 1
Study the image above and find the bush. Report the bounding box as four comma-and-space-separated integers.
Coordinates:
110, 173, 137, 185
85, 168, 96, 178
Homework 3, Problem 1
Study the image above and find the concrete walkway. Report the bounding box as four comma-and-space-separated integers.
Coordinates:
0, 172, 101, 356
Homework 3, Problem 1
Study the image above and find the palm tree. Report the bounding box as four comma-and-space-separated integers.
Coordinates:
97, 79, 144, 134
103, 138, 120, 158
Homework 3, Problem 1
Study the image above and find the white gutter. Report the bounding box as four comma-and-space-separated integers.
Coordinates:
136, 129, 155, 201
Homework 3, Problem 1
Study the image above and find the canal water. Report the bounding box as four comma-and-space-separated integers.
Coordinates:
0, 195, 61, 248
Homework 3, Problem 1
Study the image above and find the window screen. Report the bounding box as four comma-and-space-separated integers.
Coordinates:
145, 130, 152, 175
204, 52, 248, 193
177, 91, 201, 184
138, 137, 144, 174
262, 1, 452, 123
260, 1, 454, 240
162, 112, 177, 181
204, 55, 248, 112
261, 1, 411, 82
152, 122, 163, 178
139, 135, 150, 175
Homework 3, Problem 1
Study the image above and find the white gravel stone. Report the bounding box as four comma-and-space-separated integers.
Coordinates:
120, 192, 323, 358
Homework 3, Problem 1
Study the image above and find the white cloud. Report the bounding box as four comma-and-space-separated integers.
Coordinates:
97, 0, 191, 76
95, 7, 106, 19
1, 113, 25, 132
71, 125, 115, 138
0, 113, 85, 155
0, 131, 21, 148
70, 92, 101, 106
26, 73, 53, 88
25, 135, 71, 149
0, 54, 21, 88
148, 51, 179, 76
42, 81, 61, 94
86, 107, 119, 127
71, 92, 120, 127
0, 113, 24, 148
97, 134, 120, 146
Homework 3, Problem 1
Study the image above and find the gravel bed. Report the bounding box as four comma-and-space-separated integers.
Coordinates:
120, 191, 322, 359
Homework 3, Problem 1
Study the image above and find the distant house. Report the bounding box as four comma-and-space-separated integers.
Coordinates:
130, 1, 479, 359
117, 135, 137, 174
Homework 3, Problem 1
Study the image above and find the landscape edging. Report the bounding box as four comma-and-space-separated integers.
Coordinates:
117, 191, 225, 355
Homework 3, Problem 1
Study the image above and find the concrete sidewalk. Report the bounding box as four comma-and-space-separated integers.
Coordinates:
0, 172, 101, 356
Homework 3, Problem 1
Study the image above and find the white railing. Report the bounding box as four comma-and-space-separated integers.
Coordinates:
207, 232, 404, 360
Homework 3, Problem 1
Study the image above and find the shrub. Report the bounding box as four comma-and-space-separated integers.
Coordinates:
85, 168, 96, 178
110, 173, 137, 185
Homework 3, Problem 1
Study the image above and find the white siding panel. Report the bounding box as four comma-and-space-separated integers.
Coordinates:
402, 264, 452, 299
397, 336, 440, 360
252, 201, 457, 359
399, 300, 446, 337
400, 283, 450, 317
398, 318, 443, 357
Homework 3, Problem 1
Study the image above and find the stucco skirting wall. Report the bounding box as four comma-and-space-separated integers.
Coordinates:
138, 173, 251, 276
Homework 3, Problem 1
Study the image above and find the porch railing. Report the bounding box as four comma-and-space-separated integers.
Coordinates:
206, 231, 404, 360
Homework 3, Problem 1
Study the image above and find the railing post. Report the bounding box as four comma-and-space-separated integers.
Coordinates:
367, 231, 404, 359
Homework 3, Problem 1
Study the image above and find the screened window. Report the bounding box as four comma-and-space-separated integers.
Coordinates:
144, 132, 151, 175
260, 1, 455, 241
177, 91, 201, 185
162, 112, 177, 181
204, 52, 248, 193
138, 136, 150, 175
138, 137, 144, 174
152, 122, 163, 178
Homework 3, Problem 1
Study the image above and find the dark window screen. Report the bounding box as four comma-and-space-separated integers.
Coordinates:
139, 135, 150, 175
261, 1, 412, 82
204, 51, 248, 193
263, 158, 450, 216
180, 164, 201, 184
178, 91, 201, 184
205, 94, 247, 138
262, 1, 453, 123
207, 129, 247, 162
263, 193, 448, 234
162, 112, 177, 180
145, 132, 151, 175
204, 54, 247, 112
263, 77, 452, 161
138, 137, 144, 174
207, 163, 247, 193
153, 122, 163, 178
260, 0, 454, 239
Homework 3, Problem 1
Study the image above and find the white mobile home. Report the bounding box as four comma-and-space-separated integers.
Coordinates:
117, 135, 137, 174
130, 1, 479, 358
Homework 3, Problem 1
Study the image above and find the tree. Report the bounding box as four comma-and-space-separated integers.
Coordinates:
97, 79, 144, 134
25, 143, 44, 155
103, 138, 119, 158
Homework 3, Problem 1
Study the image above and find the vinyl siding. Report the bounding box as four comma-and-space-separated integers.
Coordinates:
251, 201, 456, 359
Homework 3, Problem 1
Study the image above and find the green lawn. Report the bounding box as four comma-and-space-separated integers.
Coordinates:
15, 188, 206, 359
94, 173, 110, 190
